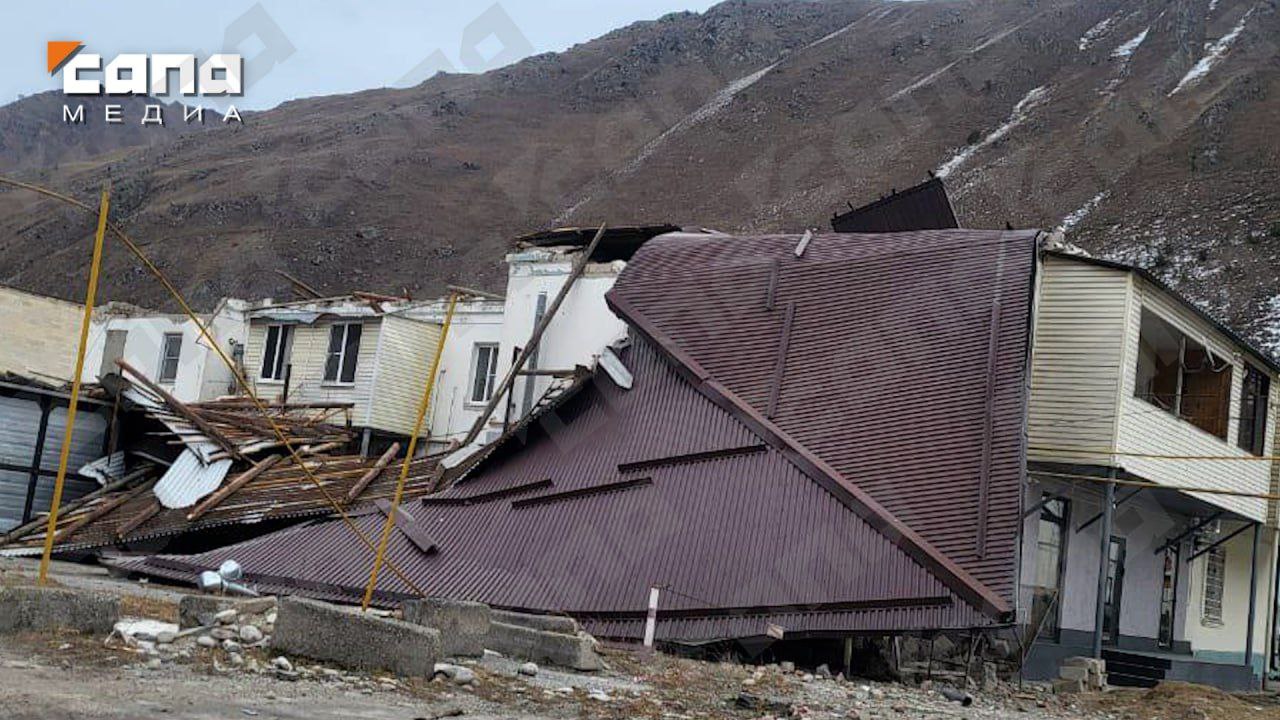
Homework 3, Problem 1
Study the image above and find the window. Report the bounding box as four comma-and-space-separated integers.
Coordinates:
323, 323, 362, 384
1032, 496, 1070, 641
1197, 536, 1226, 627
259, 324, 294, 382
1237, 365, 1271, 456
1134, 308, 1233, 439
469, 343, 500, 404
158, 333, 183, 383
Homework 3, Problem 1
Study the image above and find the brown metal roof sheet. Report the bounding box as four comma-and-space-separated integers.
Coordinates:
606, 230, 1038, 605
115, 332, 1001, 641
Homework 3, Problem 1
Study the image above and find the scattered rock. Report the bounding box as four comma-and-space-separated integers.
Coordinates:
735, 692, 791, 714
815, 664, 831, 679
156, 631, 177, 644
144, 658, 163, 670
433, 663, 475, 685
222, 640, 242, 653
780, 661, 796, 673
196, 635, 217, 648
215, 609, 238, 625
587, 690, 610, 702
239, 625, 264, 644
517, 662, 539, 677
272, 656, 293, 672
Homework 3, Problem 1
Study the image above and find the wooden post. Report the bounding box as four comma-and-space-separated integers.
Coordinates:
38, 183, 110, 585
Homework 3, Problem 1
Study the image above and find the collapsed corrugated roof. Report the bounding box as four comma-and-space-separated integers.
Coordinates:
830, 178, 959, 233
116, 229, 1037, 642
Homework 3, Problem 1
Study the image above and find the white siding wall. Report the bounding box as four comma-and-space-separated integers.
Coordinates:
422, 308, 505, 448
366, 315, 441, 437
1028, 257, 1131, 463
1116, 277, 1277, 521
243, 319, 380, 424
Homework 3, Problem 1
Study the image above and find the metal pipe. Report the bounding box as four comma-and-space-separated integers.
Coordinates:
1092, 470, 1116, 658
38, 183, 110, 586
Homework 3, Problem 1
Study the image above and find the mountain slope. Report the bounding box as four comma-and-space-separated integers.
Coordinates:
0, 0, 1275, 350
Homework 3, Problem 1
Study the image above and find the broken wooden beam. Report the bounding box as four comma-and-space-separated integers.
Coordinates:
274, 269, 322, 299
186, 454, 285, 521
115, 500, 161, 539
117, 360, 244, 461
53, 477, 159, 546
345, 443, 400, 504
0, 465, 153, 547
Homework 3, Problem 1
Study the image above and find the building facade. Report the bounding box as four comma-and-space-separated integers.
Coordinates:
1023, 251, 1279, 689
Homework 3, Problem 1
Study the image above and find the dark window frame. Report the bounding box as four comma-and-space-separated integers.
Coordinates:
1237, 364, 1271, 456
468, 343, 500, 405
158, 332, 183, 383
323, 323, 363, 384
259, 324, 294, 382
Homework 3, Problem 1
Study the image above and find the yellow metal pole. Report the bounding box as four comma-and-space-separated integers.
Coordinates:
361, 292, 459, 609
38, 182, 110, 584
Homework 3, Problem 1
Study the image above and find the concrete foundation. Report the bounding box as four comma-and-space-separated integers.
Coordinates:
402, 598, 490, 657
485, 620, 602, 671
0, 586, 118, 635
272, 596, 440, 677
179, 595, 277, 629
492, 609, 579, 635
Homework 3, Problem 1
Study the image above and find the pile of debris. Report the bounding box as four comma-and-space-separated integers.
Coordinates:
0, 362, 443, 556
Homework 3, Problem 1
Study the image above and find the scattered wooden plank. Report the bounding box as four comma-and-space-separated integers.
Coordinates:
186, 454, 285, 521
345, 443, 400, 504
115, 500, 161, 539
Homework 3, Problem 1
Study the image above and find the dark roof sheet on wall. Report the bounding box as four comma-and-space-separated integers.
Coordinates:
608, 229, 1039, 604
119, 228, 1037, 641
830, 178, 959, 233
115, 335, 999, 641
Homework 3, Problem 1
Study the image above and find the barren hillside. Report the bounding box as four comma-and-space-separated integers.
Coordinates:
0, 0, 1276, 349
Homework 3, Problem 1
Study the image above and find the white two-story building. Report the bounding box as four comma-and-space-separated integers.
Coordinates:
1022, 249, 1279, 690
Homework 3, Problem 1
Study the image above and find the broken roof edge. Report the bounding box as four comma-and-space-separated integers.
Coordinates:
1045, 249, 1280, 375
605, 290, 1013, 621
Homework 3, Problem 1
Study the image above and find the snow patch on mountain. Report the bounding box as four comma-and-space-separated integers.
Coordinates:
1170, 7, 1255, 95
937, 86, 1049, 179
1111, 28, 1149, 59
1061, 191, 1110, 230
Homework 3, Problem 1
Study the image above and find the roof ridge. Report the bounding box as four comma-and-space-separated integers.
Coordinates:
606, 291, 1012, 619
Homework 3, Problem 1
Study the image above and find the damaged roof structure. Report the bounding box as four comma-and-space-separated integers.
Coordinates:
0, 360, 441, 556
115, 228, 1038, 644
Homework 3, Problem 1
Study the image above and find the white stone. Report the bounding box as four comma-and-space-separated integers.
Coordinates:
215, 609, 238, 624
517, 662, 539, 677
272, 656, 293, 672
239, 625, 264, 644
196, 635, 217, 648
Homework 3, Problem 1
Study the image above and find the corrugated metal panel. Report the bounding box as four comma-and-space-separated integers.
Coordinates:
1026, 256, 1131, 464
366, 315, 442, 436
79, 451, 128, 484
608, 230, 1037, 604
153, 448, 233, 509
830, 178, 959, 234
0, 395, 106, 532
117, 336, 996, 641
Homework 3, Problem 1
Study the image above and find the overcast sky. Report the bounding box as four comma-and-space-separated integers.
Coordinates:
3, 0, 721, 109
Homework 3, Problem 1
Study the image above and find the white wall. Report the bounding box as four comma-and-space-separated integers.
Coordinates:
0, 286, 81, 381
81, 299, 248, 403
400, 300, 505, 449
487, 249, 628, 439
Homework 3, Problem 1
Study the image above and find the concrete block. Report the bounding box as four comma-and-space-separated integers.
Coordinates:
402, 598, 491, 657
0, 586, 118, 635
1052, 677, 1086, 695
1061, 656, 1105, 675
491, 609, 578, 635
1058, 665, 1090, 682
485, 621, 602, 671
272, 596, 440, 677
179, 595, 277, 629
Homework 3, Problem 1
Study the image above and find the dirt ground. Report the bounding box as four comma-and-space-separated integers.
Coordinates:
1, 558, 1276, 720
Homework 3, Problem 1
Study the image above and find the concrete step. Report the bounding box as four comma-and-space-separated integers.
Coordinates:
1106, 670, 1161, 688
